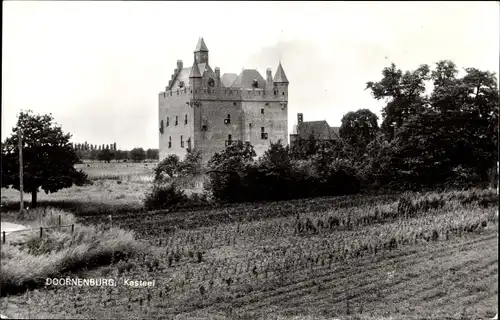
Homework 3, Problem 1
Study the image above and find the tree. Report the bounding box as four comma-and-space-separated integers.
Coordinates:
366, 63, 430, 140
146, 148, 159, 160
365, 61, 499, 190
130, 148, 146, 162
98, 148, 115, 163
1, 110, 88, 208
114, 150, 128, 162
113, 142, 117, 151
178, 148, 203, 176
207, 141, 256, 202
339, 109, 379, 149
154, 154, 180, 182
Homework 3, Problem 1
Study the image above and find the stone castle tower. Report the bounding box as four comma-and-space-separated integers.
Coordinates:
158, 38, 289, 162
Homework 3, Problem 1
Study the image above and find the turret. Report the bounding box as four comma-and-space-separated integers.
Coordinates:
194, 37, 209, 64
273, 62, 289, 99
189, 60, 202, 93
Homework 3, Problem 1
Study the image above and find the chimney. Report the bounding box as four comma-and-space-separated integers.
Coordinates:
177, 60, 183, 70
215, 67, 221, 87
297, 113, 303, 124
266, 68, 273, 85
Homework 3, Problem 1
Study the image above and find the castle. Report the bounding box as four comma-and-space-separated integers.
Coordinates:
158, 38, 289, 162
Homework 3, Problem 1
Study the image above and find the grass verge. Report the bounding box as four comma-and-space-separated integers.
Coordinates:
0, 208, 145, 296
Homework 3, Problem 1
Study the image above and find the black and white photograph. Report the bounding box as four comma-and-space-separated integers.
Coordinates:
1, 1, 499, 319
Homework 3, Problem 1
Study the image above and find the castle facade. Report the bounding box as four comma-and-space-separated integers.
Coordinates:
158, 38, 289, 162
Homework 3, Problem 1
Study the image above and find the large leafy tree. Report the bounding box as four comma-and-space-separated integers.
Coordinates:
206, 141, 256, 202
146, 148, 159, 160
97, 148, 114, 163
1, 110, 88, 207
129, 147, 146, 162
366, 63, 430, 140
367, 61, 499, 189
339, 108, 379, 150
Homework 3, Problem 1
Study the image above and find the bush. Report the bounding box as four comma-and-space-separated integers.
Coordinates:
154, 154, 180, 182
143, 183, 188, 211
206, 140, 362, 203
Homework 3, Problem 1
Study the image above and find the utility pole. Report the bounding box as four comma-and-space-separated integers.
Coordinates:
18, 129, 24, 213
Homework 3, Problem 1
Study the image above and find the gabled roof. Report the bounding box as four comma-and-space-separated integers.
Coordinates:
273, 62, 289, 84
194, 37, 209, 52
169, 63, 212, 89
297, 121, 340, 140
220, 73, 238, 87
231, 69, 266, 89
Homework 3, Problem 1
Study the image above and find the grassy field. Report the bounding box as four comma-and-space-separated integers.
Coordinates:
1, 162, 155, 217
0, 163, 498, 319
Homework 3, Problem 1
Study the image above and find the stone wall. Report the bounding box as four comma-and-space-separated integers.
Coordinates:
158, 89, 193, 161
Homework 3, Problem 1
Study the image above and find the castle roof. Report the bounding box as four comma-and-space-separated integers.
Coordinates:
189, 61, 202, 78
194, 37, 209, 52
231, 69, 267, 89
169, 63, 213, 89
297, 121, 340, 140
220, 73, 238, 87
273, 62, 289, 83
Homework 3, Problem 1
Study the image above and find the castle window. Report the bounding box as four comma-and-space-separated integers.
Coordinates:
233, 102, 236, 106
265, 103, 269, 106
166, 117, 170, 127
202, 124, 207, 131
261, 108, 264, 114
224, 114, 231, 124
168, 136, 172, 148
180, 135, 184, 148
252, 79, 259, 88
225, 134, 233, 146
184, 114, 188, 125
175, 116, 178, 126
282, 92, 285, 95
261, 127, 268, 140
159, 120, 164, 134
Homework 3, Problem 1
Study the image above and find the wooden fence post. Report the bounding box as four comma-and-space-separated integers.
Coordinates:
58, 215, 61, 228
2, 231, 5, 244
71, 224, 74, 234
40, 227, 43, 238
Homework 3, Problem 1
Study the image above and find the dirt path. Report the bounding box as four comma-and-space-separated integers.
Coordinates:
0, 222, 29, 234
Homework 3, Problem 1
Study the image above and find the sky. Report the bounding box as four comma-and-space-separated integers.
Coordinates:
2, 1, 499, 150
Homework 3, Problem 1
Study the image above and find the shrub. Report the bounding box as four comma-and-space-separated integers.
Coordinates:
143, 182, 188, 211
154, 154, 180, 182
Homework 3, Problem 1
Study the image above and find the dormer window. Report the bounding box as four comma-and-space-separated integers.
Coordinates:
178, 81, 185, 88
224, 114, 231, 124
252, 79, 259, 88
